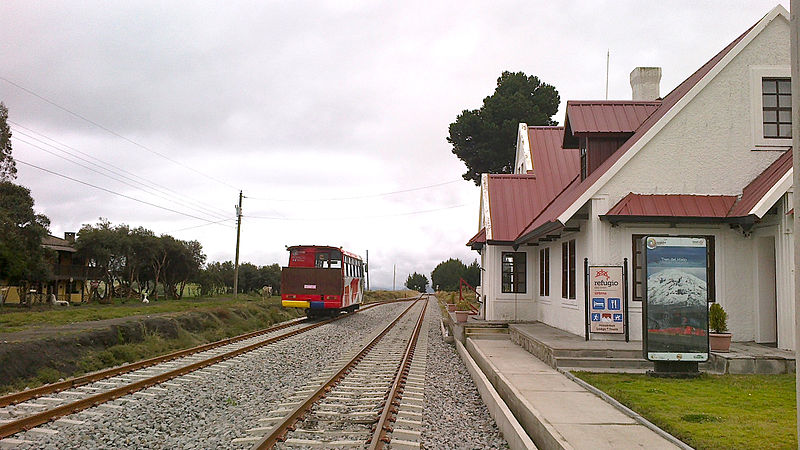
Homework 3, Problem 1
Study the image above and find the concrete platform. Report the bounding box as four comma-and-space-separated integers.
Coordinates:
465, 338, 686, 450
510, 322, 795, 374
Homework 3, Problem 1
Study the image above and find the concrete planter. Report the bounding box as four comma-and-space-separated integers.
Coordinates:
709, 332, 732, 352
447, 304, 457, 312
455, 310, 471, 323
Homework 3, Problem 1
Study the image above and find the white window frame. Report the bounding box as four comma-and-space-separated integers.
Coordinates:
750, 66, 792, 150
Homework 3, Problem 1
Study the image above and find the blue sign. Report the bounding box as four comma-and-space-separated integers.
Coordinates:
607, 297, 621, 310
591, 313, 601, 321
592, 298, 605, 309
613, 314, 623, 322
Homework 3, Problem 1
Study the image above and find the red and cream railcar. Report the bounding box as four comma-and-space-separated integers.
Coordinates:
280, 245, 365, 317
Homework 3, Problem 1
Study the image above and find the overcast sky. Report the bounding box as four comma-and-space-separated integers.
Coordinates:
0, 1, 788, 290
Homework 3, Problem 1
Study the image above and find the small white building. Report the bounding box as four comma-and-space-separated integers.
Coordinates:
468, 5, 796, 349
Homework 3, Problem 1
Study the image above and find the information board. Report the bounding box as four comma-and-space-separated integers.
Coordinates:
643, 236, 709, 362
588, 266, 624, 334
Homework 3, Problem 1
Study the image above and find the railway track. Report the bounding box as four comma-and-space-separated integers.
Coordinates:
0, 297, 416, 443
236, 295, 431, 449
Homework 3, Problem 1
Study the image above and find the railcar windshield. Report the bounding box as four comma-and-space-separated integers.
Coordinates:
289, 247, 343, 268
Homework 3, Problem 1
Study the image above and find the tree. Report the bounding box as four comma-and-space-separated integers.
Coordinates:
0, 103, 16, 181
0, 182, 50, 304
448, 71, 560, 185
464, 259, 481, 288
430, 258, 468, 291
405, 272, 429, 293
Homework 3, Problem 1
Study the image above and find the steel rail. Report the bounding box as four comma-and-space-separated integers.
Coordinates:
0, 317, 306, 408
368, 295, 427, 449
0, 297, 407, 408
251, 295, 425, 450
0, 298, 409, 440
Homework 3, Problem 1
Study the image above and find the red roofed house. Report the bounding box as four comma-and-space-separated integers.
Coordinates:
469, 5, 796, 350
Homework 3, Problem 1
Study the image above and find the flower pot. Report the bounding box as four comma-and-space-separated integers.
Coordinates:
454, 310, 470, 323
447, 304, 457, 312
709, 332, 732, 352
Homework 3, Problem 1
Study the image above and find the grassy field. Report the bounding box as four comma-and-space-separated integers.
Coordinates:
574, 372, 797, 449
0, 295, 270, 333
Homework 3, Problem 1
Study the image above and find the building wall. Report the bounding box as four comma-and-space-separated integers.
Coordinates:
601, 15, 790, 208
481, 244, 536, 321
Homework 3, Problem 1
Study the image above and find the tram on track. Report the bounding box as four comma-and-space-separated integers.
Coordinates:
280, 245, 365, 318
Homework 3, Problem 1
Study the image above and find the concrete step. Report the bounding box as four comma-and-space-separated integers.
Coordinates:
554, 356, 654, 369
551, 348, 642, 359
561, 367, 651, 374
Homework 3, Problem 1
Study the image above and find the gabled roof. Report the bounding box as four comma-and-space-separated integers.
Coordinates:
563, 101, 661, 148
477, 127, 579, 243
515, 7, 783, 245
728, 148, 792, 218
603, 194, 738, 220
42, 235, 76, 253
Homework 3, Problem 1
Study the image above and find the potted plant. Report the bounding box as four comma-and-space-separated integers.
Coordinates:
709, 303, 732, 352
454, 298, 473, 323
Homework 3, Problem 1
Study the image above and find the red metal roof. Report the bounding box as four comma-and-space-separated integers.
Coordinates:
515, 19, 757, 244
728, 149, 792, 217
482, 127, 580, 243
467, 227, 486, 249
566, 101, 661, 134
604, 194, 738, 218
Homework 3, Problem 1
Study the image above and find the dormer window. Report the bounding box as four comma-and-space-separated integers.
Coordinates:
579, 138, 587, 180
750, 66, 791, 149
762, 78, 791, 139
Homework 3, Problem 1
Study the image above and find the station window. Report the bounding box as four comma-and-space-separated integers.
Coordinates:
539, 248, 549, 296
762, 78, 791, 139
501, 252, 526, 293
561, 240, 575, 299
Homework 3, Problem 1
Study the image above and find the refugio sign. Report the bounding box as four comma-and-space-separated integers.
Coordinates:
642, 236, 709, 362
589, 266, 624, 334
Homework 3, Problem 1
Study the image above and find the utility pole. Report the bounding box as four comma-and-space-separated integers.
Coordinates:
392, 264, 396, 291
365, 250, 370, 291
233, 190, 243, 299
790, 0, 800, 439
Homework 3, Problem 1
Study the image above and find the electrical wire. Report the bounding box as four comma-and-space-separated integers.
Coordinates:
245, 203, 467, 221
246, 179, 463, 202
167, 218, 235, 233
10, 125, 230, 220
1, 76, 240, 191
12, 135, 230, 222
15, 158, 236, 227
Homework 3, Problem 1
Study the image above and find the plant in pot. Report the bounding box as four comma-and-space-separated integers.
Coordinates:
446, 293, 458, 312
454, 298, 473, 323
708, 303, 732, 352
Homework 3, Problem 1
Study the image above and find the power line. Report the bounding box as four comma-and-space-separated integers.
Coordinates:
15, 158, 236, 227
246, 179, 463, 202
0, 75, 240, 191
245, 203, 467, 221
13, 136, 230, 222
10, 124, 230, 220
167, 218, 235, 233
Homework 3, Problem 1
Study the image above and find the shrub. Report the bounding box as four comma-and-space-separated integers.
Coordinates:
709, 303, 728, 333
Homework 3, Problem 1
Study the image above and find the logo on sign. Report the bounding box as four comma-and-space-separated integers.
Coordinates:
304, 284, 317, 289
607, 298, 621, 310
613, 314, 623, 322
592, 298, 605, 309
601, 313, 612, 322
591, 313, 601, 321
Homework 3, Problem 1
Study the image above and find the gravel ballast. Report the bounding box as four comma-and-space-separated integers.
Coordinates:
7, 298, 510, 449
422, 303, 508, 449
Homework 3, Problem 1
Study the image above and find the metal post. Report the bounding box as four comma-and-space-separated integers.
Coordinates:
790, 0, 800, 439
584, 257, 590, 341
623, 258, 630, 343
233, 190, 242, 299
392, 264, 396, 291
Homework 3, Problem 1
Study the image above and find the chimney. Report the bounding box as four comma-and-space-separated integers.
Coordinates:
64, 232, 76, 243
630, 67, 662, 101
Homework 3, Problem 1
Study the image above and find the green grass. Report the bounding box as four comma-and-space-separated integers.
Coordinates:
362, 290, 417, 303
574, 372, 797, 449
0, 294, 269, 332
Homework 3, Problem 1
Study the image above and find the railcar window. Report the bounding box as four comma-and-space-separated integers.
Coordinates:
316, 252, 329, 268
330, 250, 342, 269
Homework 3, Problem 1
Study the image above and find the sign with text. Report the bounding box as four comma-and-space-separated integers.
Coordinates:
643, 236, 709, 362
589, 266, 624, 334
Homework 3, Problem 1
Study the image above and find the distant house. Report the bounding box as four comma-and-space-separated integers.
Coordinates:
1, 232, 101, 304
468, 6, 796, 349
